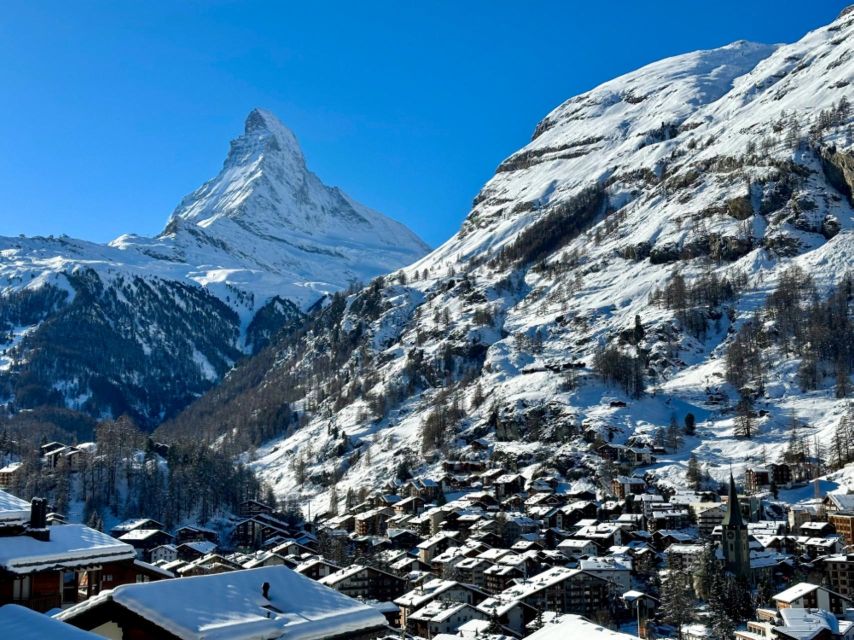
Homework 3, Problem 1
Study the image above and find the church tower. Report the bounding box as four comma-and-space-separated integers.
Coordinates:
721, 473, 750, 580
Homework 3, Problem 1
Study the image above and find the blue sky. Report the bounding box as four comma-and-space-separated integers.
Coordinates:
0, 1, 848, 248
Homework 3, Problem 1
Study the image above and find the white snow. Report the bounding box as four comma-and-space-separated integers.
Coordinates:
56, 565, 387, 640
0, 604, 103, 639
0, 524, 135, 574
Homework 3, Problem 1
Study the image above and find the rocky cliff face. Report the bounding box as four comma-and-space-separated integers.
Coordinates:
160, 10, 854, 510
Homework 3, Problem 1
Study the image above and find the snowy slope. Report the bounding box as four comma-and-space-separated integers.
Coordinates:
0, 110, 428, 423
162, 9, 854, 512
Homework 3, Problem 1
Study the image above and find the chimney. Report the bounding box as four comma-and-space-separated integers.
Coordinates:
29, 497, 49, 541
262, 582, 270, 599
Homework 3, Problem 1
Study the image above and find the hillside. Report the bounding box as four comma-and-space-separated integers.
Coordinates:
0, 110, 427, 426
158, 9, 854, 512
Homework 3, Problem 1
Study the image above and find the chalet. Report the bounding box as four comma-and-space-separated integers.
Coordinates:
0, 462, 22, 490
477, 567, 612, 634
579, 556, 632, 591
149, 544, 177, 564
417, 531, 459, 563
829, 512, 854, 547
773, 582, 853, 615
696, 504, 725, 538
612, 476, 646, 499
174, 525, 219, 545
404, 478, 442, 501
386, 528, 421, 550
824, 555, 854, 599
745, 463, 792, 494
176, 540, 218, 561
493, 474, 526, 499
118, 529, 174, 559
665, 543, 706, 571
527, 614, 643, 640
557, 538, 598, 560
231, 513, 291, 548
0, 492, 149, 612
109, 518, 165, 540
596, 444, 654, 466
238, 499, 273, 518
408, 601, 488, 638
561, 500, 598, 528
824, 493, 854, 515
454, 557, 492, 589
242, 551, 289, 569
57, 566, 388, 639
326, 513, 356, 533
294, 557, 341, 580
354, 508, 391, 536
393, 496, 424, 515
647, 508, 690, 532
480, 469, 504, 487
394, 578, 488, 629
799, 521, 836, 537
484, 562, 526, 594
319, 563, 407, 601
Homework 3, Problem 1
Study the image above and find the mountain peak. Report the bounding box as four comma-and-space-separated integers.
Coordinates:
230, 108, 306, 170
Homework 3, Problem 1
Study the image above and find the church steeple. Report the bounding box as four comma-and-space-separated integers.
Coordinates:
722, 473, 744, 527
721, 473, 750, 581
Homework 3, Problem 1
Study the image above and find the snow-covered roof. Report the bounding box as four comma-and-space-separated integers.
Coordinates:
0, 489, 30, 525
0, 461, 22, 474
774, 582, 820, 603
0, 604, 102, 639
0, 524, 134, 574
57, 566, 387, 640
526, 614, 640, 639
178, 540, 217, 555
119, 528, 170, 542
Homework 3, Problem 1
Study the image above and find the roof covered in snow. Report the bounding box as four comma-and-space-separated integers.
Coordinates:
526, 614, 641, 639
57, 565, 387, 640
0, 604, 102, 639
0, 524, 134, 573
0, 489, 30, 525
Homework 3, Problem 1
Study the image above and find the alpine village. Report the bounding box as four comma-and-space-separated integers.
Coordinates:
1, 5, 854, 640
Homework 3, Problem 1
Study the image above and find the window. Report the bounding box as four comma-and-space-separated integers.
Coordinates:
12, 576, 31, 601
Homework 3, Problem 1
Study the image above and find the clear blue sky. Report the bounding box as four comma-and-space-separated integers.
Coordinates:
0, 1, 848, 248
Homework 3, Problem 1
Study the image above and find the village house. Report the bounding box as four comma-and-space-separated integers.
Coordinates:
824, 555, 854, 599
408, 601, 489, 638
773, 582, 853, 615
394, 579, 488, 630
109, 518, 165, 540
118, 529, 175, 560
0, 462, 22, 490
744, 464, 793, 494
612, 476, 646, 499
57, 566, 388, 639
0, 491, 162, 612
319, 563, 407, 602
477, 567, 613, 635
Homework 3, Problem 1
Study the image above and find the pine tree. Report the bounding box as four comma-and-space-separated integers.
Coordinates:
684, 412, 696, 436
687, 453, 702, 490
660, 569, 694, 639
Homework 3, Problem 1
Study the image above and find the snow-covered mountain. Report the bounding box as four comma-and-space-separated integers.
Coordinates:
0, 110, 428, 424
159, 9, 854, 510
